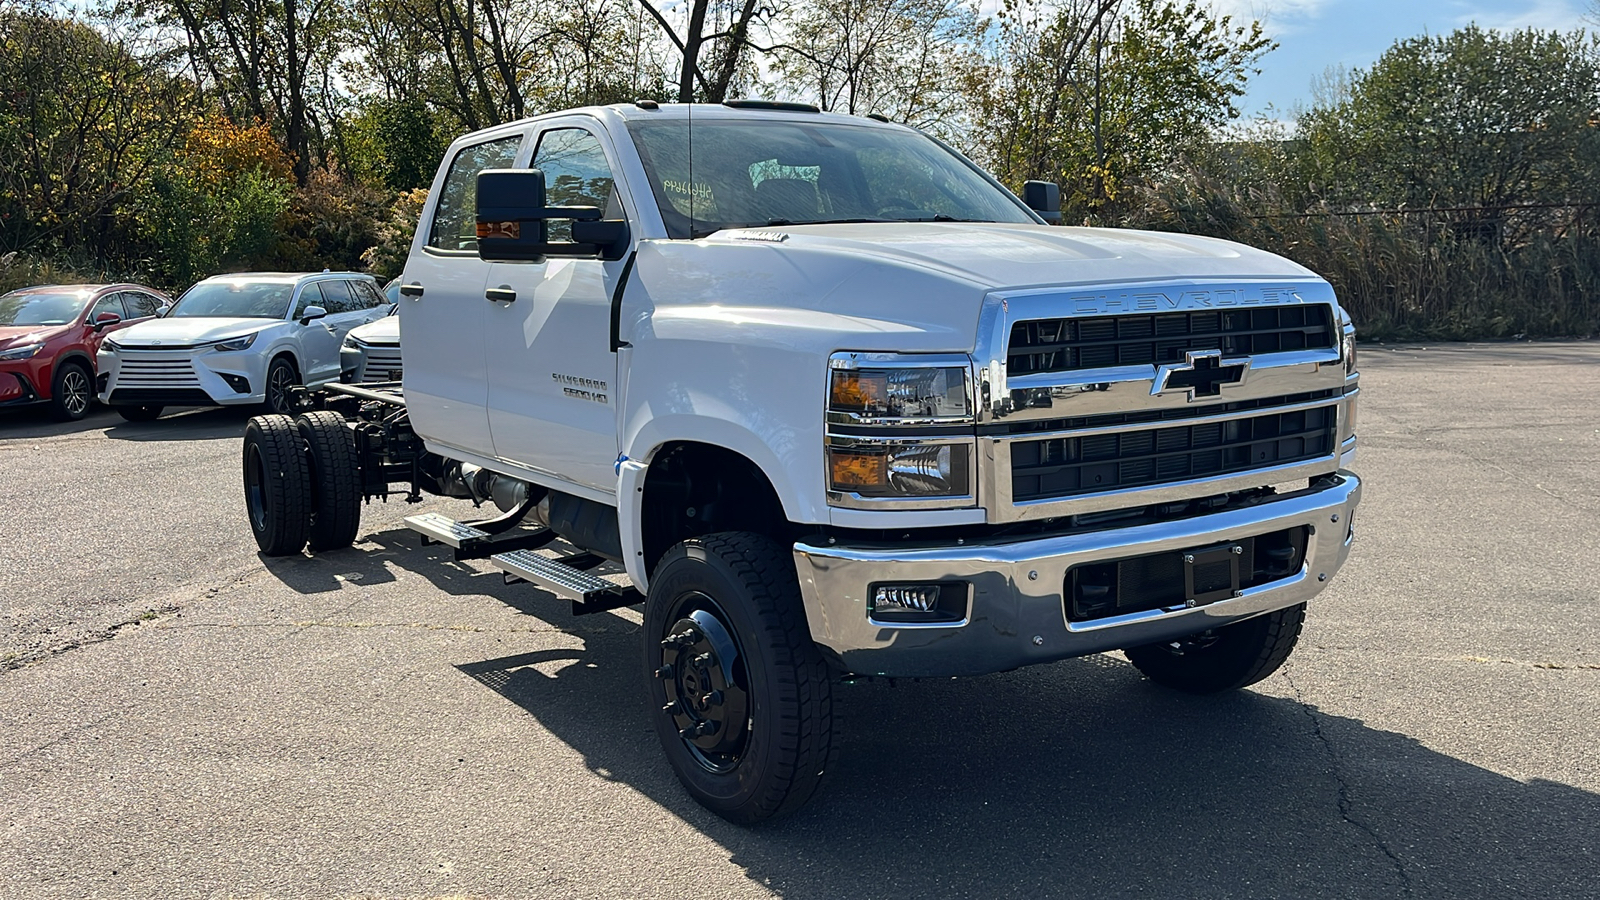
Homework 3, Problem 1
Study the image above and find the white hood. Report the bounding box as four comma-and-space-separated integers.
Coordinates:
637, 222, 1328, 356
348, 314, 399, 345
706, 222, 1317, 291
111, 316, 276, 347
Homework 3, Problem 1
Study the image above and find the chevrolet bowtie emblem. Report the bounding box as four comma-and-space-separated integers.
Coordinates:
1152, 349, 1249, 401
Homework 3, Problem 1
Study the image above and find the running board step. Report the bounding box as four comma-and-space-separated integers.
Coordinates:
405, 512, 488, 548
491, 549, 642, 615
405, 511, 557, 560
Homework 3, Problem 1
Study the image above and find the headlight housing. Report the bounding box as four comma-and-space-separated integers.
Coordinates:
0, 343, 44, 361
210, 332, 259, 352
1341, 323, 1357, 375
829, 362, 970, 424
828, 440, 972, 498
826, 353, 977, 508
342, 334, 364, 350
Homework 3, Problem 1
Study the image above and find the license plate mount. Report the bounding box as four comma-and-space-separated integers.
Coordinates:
1183, 542, 1243, 607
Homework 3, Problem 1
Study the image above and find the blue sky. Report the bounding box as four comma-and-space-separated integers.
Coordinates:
1211, 0, 1591, 118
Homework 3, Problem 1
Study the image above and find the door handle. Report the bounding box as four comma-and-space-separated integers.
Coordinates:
399, 283, 425, 298
485, 287, 517, 303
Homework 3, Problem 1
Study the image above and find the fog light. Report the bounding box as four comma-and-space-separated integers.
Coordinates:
868, 581, 966, 624
220, 373, 251, 394
873, 584, 941, 613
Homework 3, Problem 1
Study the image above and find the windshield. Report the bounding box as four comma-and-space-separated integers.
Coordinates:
168, 281, 295, 319
627, 119, 1037, 238
0, 291, 88, 326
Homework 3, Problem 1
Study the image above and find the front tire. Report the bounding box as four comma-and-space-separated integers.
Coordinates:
115, 404, 163, 422
296, 411, 361, 551
1123, 603, 1306, 694
243, 414, 311, 556
264, 357, 299, 416
645, 533, 834, 824
50, 361, 93, 421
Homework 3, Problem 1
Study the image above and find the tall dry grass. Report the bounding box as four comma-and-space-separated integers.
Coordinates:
1126, 172, 1600, 340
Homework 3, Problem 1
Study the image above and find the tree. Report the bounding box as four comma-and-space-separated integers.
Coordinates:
771, 0, 981, 127
1296, 26, 1600, 213
636, 0, 774, 102
971, 0, 1270, 220
136, 0, 347, 183
0, 4, 194, 255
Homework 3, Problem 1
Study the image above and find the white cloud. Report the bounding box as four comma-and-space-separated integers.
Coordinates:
1452, 0, 1586, 31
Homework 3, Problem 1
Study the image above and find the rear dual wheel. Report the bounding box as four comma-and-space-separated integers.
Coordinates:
242, 412, 361, 556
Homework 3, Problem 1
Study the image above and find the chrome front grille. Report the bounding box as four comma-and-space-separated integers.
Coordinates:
1008, 306, 1337, 376
358, 346, 403, 382
115, 357, 201, 387
1010, 405, 1337, 502
978, 285, 1354, 524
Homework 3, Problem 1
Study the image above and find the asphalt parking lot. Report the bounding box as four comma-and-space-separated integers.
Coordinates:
1, 342, 1597, 899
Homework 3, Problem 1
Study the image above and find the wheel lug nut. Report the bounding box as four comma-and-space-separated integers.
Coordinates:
654, 664, 673, 679
662, 701, 680, 714
696, 721, 717, 736
693, 653, 713, 667
703, 690, 722, 706
679, 726, 697, 739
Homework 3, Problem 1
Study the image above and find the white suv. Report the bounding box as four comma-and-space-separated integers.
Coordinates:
98, 272, 391, 421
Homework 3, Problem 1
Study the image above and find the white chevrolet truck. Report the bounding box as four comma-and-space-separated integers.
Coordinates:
238, 101, 1360, 823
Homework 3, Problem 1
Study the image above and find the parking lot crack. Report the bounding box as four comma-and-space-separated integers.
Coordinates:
1284, 669, 1416, 898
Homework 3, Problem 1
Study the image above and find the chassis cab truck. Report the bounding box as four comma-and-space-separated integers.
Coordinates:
239, 102, 1361, 823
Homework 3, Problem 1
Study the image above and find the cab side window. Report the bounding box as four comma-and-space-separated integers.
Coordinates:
429, 135, 523, 252
532, 128, 618, 242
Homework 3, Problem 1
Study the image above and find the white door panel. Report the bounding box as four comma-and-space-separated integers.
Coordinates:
399, 131, 527, 459
401, 251, 493, 457
484, 122, 628, 494
485, 257, 622, 491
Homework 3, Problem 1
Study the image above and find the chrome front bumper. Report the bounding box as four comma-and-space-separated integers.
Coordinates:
793, 471, 1361, 677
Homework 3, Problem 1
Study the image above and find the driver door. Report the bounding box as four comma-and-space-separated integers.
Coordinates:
484, 121, 635, 495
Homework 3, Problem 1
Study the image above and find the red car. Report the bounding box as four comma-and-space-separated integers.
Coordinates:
0, 284, 171, 421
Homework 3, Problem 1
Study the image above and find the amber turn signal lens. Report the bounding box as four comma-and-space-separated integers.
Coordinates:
829, 450, 886, 488
477, 221, 521, 240
830, 370, 886, 411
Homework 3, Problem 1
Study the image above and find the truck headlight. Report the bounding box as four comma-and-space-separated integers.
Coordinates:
211, 332, 259, 352
1341, 325, 1357, 375
830, 364, 970, 422
342, 334, 364, 350
828, 440, 972, 498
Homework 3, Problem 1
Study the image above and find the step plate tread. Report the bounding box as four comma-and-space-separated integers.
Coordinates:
491, 549, 619, 602
404, 512, 490, 548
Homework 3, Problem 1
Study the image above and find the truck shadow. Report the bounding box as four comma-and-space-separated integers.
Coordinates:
257, 525, 1599, 898
457, 632, 1599, 900
0, 404, 252, 441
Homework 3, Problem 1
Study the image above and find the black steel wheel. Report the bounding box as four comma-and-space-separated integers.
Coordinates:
114, 404, 163, 422
50, 361, 92, 421
242, 414, 311, 556
1123, 603, 1306, 694
295, 410, 362, 551
264, 357, 299, 415
644, 532, 834, 824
